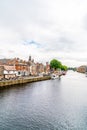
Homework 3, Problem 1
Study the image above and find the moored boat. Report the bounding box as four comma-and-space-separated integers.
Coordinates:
51, 74, 58, 79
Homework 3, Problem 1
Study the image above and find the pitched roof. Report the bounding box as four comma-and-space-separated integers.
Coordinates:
4, 65, 16, 71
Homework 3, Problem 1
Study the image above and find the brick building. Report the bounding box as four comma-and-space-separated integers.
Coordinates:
77, 65, 87, 73
45, 62, 50, 74
0, 66, 4, 80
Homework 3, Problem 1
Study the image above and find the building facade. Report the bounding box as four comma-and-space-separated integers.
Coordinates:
77, 65, 87, 73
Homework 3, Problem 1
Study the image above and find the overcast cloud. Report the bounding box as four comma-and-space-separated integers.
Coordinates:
0, 0, 87, 67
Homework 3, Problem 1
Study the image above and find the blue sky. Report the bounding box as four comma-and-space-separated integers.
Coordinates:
0, 0, 87, 67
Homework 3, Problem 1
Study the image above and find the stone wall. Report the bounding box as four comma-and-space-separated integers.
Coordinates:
0, 76, 51, 87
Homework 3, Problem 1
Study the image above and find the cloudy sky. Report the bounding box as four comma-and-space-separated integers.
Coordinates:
0, 0, 87, 67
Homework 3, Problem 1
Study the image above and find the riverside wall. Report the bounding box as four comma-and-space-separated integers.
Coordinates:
0, 76, 51, 88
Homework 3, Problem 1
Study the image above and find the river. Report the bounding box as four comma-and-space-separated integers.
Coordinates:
0, 71, 87, 130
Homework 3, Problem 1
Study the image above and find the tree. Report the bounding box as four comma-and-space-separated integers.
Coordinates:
61, 65, 68, 71
50, 59, 62, 70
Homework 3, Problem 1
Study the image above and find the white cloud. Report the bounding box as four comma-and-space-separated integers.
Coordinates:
0, 0, 87, 67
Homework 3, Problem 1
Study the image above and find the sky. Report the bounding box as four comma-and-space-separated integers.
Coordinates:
0, 0, 87, 67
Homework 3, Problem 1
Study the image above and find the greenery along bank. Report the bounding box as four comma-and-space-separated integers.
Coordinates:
50, 59, 68, 71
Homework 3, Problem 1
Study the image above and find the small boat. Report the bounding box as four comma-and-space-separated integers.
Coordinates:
62, 71, 66, 75
51, 74, 58, 79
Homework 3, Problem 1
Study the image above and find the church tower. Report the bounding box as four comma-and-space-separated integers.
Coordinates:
29, 56, 31, 61
28, 55, 32, 66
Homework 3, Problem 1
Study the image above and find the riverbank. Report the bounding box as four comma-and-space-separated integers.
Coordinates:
0, 76, 51, 88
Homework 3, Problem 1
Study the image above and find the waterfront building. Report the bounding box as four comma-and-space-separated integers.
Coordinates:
39, 63, 45, 73
28, 56, 45, 76
0, 56, 51, 78
77, 65, 87, 73
28, 57, 37, 76
45, 62, 50, 74
0, 58, 30, 77
30, 63, 37, 76
36, 63, 44, 74
11, 58, 30, 76
3, 65, 16, 79
0, 66, 4, 80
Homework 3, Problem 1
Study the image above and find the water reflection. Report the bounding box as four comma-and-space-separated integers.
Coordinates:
0, 71, 87, 129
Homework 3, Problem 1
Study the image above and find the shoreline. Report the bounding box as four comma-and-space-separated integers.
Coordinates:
0, 76, 51, 88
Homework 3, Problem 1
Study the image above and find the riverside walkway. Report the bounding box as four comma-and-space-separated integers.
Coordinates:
0, 76, 51, 87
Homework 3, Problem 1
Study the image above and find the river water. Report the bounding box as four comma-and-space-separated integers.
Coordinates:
0, 71, 87, 130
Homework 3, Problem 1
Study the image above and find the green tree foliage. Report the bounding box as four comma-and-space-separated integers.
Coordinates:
61, 65, 68, 71
50, 59, 68, 71
68, 67, 76, 71
50, 59, 62, 70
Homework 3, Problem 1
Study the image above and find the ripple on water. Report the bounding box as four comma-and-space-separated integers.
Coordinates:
0, 72, 87, 129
